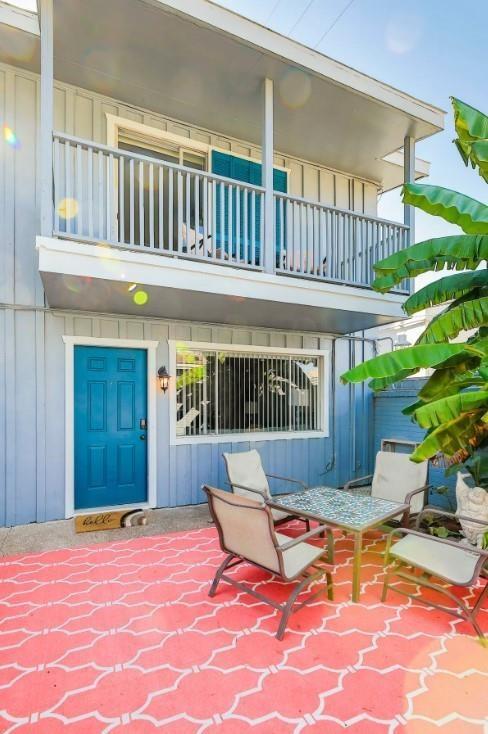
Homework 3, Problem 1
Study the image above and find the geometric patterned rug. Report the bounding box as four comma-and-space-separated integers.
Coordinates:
0, 526, 486, 733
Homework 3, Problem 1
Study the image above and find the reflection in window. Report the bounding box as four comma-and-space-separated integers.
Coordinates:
176, 347, 321, 437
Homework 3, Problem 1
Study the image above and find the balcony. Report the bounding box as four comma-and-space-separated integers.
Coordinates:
37, 132, 411, 333
50, 133, 409, 291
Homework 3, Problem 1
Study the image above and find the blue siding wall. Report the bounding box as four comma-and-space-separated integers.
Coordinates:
374, 381, 457, 509
0, 310, 375, 527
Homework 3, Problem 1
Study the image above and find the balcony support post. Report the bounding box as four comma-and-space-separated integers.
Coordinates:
403, 135, 415, 245
262, 77, 274, 273
39, 0, 54, 237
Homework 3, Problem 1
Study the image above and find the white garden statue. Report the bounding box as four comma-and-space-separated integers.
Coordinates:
456, 472, 488, 547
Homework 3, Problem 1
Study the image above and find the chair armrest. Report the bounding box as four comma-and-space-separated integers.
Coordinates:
279, 523, 333, 551
266, 473, 308, 491
386, 526, 488, 559
344, 474, 373, 491
404, 484, 431, 505
415, 507, 488, 530
400, 484, 431, 527
224, 481, 266, 498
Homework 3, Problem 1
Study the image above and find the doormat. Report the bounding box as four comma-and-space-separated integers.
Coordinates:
74, 508, 147, 533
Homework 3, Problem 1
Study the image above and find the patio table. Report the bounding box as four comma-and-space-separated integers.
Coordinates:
267, 486, 409, 602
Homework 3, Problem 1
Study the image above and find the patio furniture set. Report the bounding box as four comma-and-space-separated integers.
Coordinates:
204, 449, 488, 641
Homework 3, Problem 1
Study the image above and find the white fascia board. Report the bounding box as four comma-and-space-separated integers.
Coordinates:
37, 236, 405, 320
0, 1, 39, 34
147, 0, 445, 132
383, 151, 430, 177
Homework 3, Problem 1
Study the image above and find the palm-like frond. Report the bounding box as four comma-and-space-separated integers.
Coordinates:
411, 412, 488, 462
452, 97, 488, 181
402, 183, 488, 235
416, 295, 488, 344
403, 270, 488, 315
340, 343, 477, 386
372, 235, 488, 292
414, 390, 488, 429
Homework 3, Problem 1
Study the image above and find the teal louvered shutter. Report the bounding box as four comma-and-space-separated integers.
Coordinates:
211, 151, 287, 266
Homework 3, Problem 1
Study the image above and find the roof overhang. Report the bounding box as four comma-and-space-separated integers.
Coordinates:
0, 0, 444, 190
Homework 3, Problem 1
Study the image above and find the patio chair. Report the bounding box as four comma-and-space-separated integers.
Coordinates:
382, 508, 488, 641
344, 450, 429, 527
203, 484, 335, 640
223, 449, 311, 530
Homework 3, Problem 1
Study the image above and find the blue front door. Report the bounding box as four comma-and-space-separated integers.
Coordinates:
74, 346, 148, 510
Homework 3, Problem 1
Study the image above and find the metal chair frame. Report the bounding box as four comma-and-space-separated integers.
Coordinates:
382, 508, 488, 641
222, 452, 311, 531
204, 485, 334, 640
344, 472, 430, 528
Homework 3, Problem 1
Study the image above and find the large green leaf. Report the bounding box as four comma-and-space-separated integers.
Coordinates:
411, 412, 486, 461
341, 343, 476, 386
414, 390, 488, 429
452, 97, 488, 181
418, 364, 482, 402
416, 295, 488, 344
403, 269, 488, 315
470, 140, 488, 183
402, 183, 488, 235
372, 235, 488, 292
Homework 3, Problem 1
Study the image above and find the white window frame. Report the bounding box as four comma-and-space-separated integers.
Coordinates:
169, 340, 329, 445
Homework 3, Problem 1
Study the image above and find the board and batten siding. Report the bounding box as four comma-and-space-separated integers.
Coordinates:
0, 60, 376, 527
0, 308, 374, 527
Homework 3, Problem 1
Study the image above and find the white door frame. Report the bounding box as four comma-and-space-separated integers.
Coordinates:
63, 336, 159, 518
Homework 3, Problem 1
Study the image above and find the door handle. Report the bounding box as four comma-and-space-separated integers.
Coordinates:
139, 434, 146, 441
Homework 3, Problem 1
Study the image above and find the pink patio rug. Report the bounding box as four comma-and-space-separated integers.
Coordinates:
0, 525, 486, 733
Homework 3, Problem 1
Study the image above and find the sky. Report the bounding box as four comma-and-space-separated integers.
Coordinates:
214, 0, 487, 286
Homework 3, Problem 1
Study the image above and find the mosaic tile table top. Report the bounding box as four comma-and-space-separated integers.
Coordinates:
269, 486, 407, 531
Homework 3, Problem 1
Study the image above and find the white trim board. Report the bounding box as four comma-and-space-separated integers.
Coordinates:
62, 336, 159, 518
106, 114, 291, 176
168, 339, 330, 446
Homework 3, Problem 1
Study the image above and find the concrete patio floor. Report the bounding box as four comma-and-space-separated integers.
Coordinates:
0, 505, 211, 556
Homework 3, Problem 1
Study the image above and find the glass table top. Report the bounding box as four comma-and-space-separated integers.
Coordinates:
268, 486, 407, 531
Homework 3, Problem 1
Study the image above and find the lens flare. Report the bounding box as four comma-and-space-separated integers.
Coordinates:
133, 290, 149, 306
57, 197, 79, 220
3, 125, 20, 149
278, 69, 311, 109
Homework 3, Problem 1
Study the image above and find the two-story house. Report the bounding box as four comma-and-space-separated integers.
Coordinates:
0, 0, 444, 526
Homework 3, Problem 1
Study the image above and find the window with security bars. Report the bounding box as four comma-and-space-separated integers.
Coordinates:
175, 347, 322, 437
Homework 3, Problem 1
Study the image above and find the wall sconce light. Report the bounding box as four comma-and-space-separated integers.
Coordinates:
158, 366, 170, 393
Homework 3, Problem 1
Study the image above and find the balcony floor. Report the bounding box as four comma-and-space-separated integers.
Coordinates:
38, 237, 406, 334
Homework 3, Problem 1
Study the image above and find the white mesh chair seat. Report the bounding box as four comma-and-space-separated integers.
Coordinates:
275, 532, 325, 580
390, 534, 480, 586
372, 451, 428, 513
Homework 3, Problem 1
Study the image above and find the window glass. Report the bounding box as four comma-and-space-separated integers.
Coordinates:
175, 347, 321, 437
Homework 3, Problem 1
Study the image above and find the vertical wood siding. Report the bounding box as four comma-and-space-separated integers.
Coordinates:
0, 309, 374, 526
0, 61, 377, 526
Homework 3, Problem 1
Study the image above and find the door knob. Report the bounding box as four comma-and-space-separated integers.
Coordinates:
140, 434, 146, 441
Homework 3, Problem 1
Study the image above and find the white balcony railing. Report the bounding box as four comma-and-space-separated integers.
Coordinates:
52, 133, 410, 292
274, 192, 410, 291
53, 133, 264, 270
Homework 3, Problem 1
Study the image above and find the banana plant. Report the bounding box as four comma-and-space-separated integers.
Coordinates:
341, 97, 488, 489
